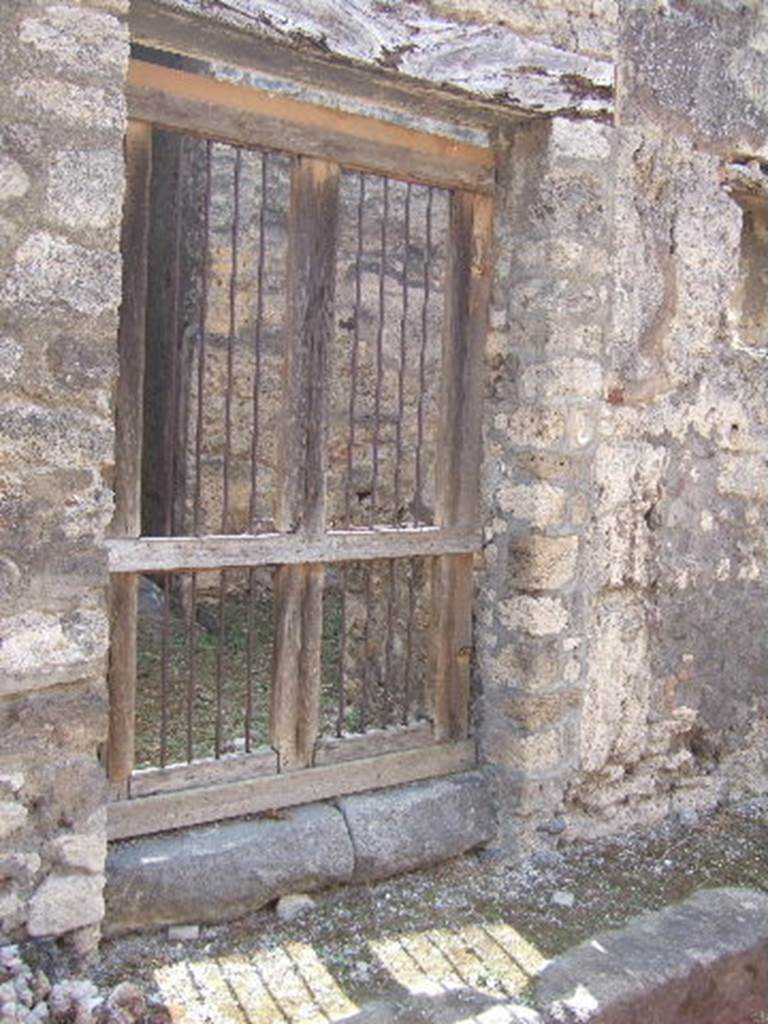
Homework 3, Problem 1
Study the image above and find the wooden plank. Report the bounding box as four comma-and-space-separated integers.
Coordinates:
314, 722, 433, 766
111, 119, 151, 539
107, 740, 476, 840
269, 156, 337, 772
431, 554, 474, 741
129, 747, 277, 798
277, 157, 338, 536
435, 191, 494, 529
106, 120, 152, 783
270, 563, 324, 771
126, 60, 495, 194
106, 525, 480, 572
430, 191, 494, 742
129, 0, 519, 135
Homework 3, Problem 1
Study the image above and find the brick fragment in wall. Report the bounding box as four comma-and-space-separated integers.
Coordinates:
0, 801, 28, 841
483, 720, 572, 775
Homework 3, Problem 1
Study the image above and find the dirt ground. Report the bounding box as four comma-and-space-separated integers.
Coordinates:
73, 797, 768, 1022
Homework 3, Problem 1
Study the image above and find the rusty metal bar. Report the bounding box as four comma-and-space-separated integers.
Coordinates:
215, 568, 227, 758
414, 186, 433, 520
222, 146, 241, 534
248, 152, 268, 531
186, 571, 197, 762
193, 140, 212, 536
164, 137, 185, 538
159, 571, 171, 767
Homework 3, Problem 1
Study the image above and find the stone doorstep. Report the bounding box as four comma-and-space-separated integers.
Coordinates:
531, 886, 768, 1024
337, 887, 768, 1023
103, 770, 496, 935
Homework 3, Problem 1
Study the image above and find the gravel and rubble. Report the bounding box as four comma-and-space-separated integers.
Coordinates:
4, 799, 768, 1022
0, 946, 171, 1024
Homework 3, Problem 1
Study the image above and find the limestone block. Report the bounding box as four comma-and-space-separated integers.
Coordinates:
535, 888, 768, 1024
0, 157, 29, 203
105, 804, 354, 933
338, 772, 495, 882
508, 534, 579, 591
0, 338, 22, 382
0, 403, 112, 469
0, 802, 27, 841
519, 359, 603, 401
49, 830, 106, 875
483, 723, 568, 775
1, 232, 121, 316
549, 117, 612, 162
47, 149, 124, 231
27, 872, 104, 937
504, 407, 565, 450
499, 596, 569, 637
14, 79, 125, 132
579, 596, 650, 773
0, 608, 108, 692
496, 482, 566, 528
20, 5, 128, 74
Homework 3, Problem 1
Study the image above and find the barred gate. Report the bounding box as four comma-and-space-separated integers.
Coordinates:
106, 57, 494, 840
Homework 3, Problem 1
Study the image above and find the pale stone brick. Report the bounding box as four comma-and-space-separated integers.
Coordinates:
500, 596, 569, 636
508, 534, 579, 590
497, 481, 567, 527
27, 872, 104, 937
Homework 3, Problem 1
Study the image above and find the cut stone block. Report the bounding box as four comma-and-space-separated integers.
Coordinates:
338, 771, 495, 882
535, 887, 768, 1023
104, 804, 354, 934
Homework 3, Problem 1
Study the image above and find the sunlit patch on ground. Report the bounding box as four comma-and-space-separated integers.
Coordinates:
152, 923, 546, 1023
369, 922, 546, 999
154, 942, 358, 1023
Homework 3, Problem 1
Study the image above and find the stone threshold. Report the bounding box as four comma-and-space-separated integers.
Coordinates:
104, 770, 495, 935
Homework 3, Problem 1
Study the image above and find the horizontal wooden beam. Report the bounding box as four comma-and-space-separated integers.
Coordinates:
129, 723, 434, 796
127, 60, 495, 194
106, 525, 480, 573
108, 740, 476, 840
129, 747, 278, 798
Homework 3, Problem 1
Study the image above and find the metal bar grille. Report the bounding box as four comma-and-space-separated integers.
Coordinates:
110, 95, 490, 805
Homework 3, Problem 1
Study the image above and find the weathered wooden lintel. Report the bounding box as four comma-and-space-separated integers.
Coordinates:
126, 60, 495, 194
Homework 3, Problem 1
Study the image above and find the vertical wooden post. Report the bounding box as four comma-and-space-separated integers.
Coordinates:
107, 120, 152, 782
431, 191, 493, 741
271, 157, 339, 771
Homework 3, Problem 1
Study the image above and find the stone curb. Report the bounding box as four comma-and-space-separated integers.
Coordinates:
105, 770, 495, 934
534, 886, 768, 1023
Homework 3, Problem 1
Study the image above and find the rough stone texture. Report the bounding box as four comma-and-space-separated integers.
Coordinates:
535, 887, 768, 1023
104, 805, 355, 933
3, 0, 768, 945
0, 0, 128, 945
339, 773, 496, 883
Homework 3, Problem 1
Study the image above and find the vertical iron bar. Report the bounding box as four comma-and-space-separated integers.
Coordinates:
160, 572, 171, 767
164, 137, 185, 537
384, 183, 412, 725
414, 186, 433, 519
248, 152, 268, 531
403, 557, 416, 724
186, 571, 197, 762
370, 176, 388, 516
215, 568, 226, 758
193, 140, 212, 536
222, 145, 241, 535
337, 173, 366, 737
246, 155, 267, 752
245, 567, 255, 752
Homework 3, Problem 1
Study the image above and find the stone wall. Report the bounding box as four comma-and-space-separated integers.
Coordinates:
0, 0, 129, 945
2, 0, 768, 945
